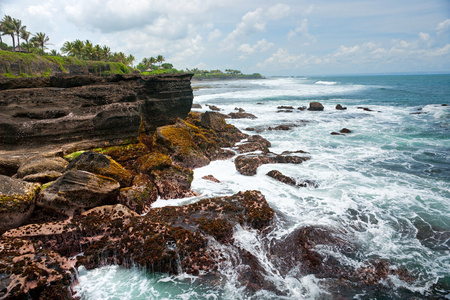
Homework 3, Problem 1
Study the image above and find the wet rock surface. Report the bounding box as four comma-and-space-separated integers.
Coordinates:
308, 102, 324, 111
266, 170, 318, 188
235, 151, 310, 176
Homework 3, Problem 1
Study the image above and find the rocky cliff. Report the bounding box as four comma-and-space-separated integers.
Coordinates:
0, 73, 194, 154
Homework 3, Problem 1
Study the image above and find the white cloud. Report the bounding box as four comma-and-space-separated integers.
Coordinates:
288, 19, 316, 43
238, 39, 273, 54
436, 19, 450, 35
266, 3, 291, 20
208, 29, 222, 41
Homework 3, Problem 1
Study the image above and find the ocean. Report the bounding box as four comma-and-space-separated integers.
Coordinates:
74, 74, 450, 299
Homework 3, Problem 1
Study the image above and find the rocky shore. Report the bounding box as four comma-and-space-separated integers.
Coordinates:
0, 76, 416, 299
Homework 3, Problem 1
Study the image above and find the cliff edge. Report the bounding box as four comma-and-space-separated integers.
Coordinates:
0, 73, 194, 155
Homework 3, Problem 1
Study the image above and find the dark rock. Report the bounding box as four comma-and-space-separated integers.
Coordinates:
308, 102, 324, 111
358, 107, 373, 112
1, 191, 274, 298
277, 106, 294, 110
235, 107, 245, 112
268, 125, 293, 131
17, 156, 68, 179
0, 74, 194, 153
340, 128, 352, 134
331, 132, 343, 135
336, 104, 347, 110
298, 106, 307, 111
266, 170, 318, 188
206, 104, 221, 111
119, 174, 158, 214
276, 110, 293, 113
191, 103, 202, 109
234, 135, 271, 153
228, 112, 257, 119
202, 175, 220, 183
0, 175, 40, 234
442, 104, 448, 106
235, 152, 310, 176
37, 170, 120, 216
66, 151, 132, 187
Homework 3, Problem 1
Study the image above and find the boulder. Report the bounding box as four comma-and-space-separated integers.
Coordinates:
201, 111, 227, 132
266, 170, 318, 188
191, 103, 202, 109
228, 112, 257, 119
151, 166, 196, 199
0, 175, 40, 234
340, 128, 352, 134
336, 104, 347, 110
235, 152, 310, 176
22, 170, 63, 183
202, 175, 220, 183
16, 156, 68, 179
234, 135, 271, 153
133, 152, 173, 174
66, 151, 132, 187
308, 102, 324, 111
37, 170, 120, 216
119, 174, 158, 214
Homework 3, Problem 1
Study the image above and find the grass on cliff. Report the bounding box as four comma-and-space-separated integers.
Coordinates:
0, 50, 135, 78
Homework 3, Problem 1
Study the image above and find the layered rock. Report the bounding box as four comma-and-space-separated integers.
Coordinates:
0, 175, 40, 234
0, 73, 193, 153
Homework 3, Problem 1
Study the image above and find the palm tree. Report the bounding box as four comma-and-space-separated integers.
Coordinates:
101, 45, 111, 61
12, 18, 22, 50
61, 41, 73, 56
125, 54, 135, 66
156, 55, 165, 66
149, 57, 157, 67
20, 28, 31, 52
2, 15, 15, 51
32, 32, 51, 54
0, 22, 4, 50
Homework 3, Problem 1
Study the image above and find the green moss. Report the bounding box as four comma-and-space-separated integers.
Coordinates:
2, 72, 16, 78
135, 152, 172, 173
63, 150, 85, 161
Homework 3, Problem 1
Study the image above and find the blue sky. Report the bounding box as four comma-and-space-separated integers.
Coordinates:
1, 0, 449, 75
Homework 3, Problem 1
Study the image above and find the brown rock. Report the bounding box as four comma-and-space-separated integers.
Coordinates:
0, 175, 40, 234
228, 112, 257, 119
119, 174, 158, 214
201, 111, 227, 132
308, 102, 324, 111
235, 152, 310, 176
66, 151, 132, 187
16, 156, 69, 179
37, 170, 120, 216
340, 128, 352, 134
151, 166, 196, 199
336, 104, 347, 110
202, 175, 220, 183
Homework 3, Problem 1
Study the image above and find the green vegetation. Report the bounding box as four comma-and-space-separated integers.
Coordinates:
1, 14, 264, 79
188, 68, 263, 80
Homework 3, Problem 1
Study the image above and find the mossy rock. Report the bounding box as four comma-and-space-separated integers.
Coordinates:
37, 170, 120, 216
119, 174, 158, 214
66, 151, 132, 187
133, 152, 172, 174
0, 175, 41, 233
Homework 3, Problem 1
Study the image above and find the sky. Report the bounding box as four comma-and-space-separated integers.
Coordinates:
1, 0, 449, 76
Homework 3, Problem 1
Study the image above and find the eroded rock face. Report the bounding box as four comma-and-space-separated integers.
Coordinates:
0, 175, 40, 234
0, 73, 194, 153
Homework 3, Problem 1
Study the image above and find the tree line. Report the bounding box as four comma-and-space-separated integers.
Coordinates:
0, 15, 50, 54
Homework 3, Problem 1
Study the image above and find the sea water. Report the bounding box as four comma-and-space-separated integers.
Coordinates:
74, 75, 450, 299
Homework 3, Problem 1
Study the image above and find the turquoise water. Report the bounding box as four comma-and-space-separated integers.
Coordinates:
74, 75, 450, 299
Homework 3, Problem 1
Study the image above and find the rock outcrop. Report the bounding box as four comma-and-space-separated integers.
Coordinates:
0, 73, 194, 153
0, 175, 40, 234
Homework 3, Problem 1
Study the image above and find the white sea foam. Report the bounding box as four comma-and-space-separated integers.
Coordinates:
77, 76, 450, 299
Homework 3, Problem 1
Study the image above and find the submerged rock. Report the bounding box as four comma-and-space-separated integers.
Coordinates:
336, 104, 347, 110
0, 175, 40, 234
266, 170, 318, 188
228, 112, 257, 119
